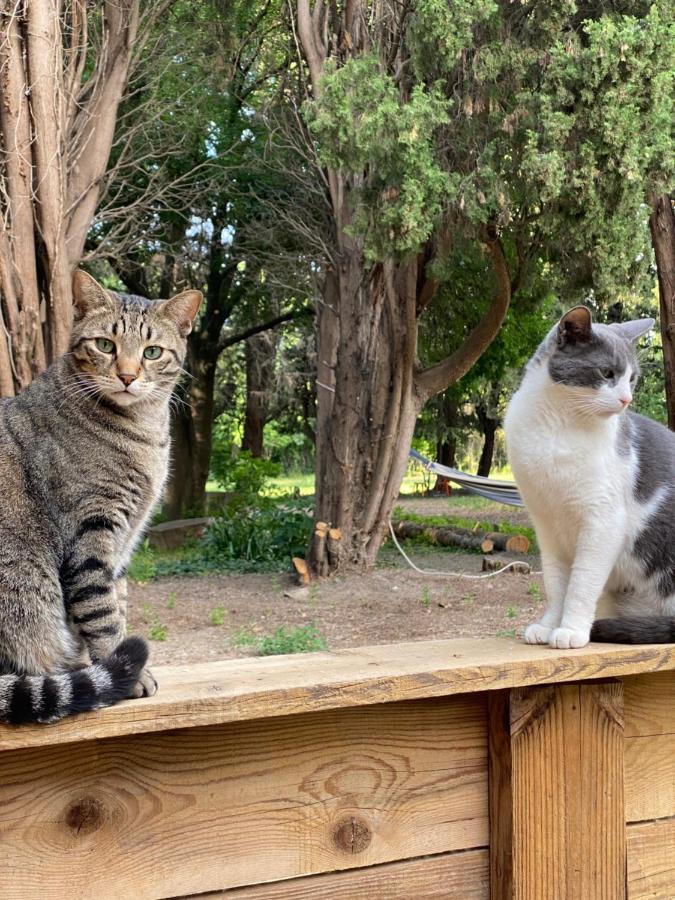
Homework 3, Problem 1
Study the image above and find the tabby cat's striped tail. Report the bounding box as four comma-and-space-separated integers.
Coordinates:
591, 616, 675, 644
0, 637, 148, 724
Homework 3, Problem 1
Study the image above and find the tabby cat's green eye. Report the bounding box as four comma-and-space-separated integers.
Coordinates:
143, 345, 162, 360
96, 338, 115, 353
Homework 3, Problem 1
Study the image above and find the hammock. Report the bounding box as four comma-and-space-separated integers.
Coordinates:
408, 448, 524, 507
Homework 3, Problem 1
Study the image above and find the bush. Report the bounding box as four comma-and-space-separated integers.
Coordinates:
210, 443, 280, 495
204, 496, 312, 565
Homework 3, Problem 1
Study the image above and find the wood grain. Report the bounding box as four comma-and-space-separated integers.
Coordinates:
491, 681, 625, 899
627, 819, 675, 899
624, 672, 675, 737
184, 848, 489, 899
0, 696, 488, 900
2, 638, 674, 751
626, 733, 675, 822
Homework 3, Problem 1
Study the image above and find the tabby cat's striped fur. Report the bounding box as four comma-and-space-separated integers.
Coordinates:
0, 271, 202, 723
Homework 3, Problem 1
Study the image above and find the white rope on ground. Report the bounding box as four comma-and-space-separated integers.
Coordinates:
387, 520, 543, 580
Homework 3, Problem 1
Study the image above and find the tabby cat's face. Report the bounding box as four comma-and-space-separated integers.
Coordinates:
69, 271, 202, 407
546, 306, 653, 418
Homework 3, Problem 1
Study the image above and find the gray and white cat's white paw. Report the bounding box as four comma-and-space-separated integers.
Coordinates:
523, 623, 554, 644
132, 666, 158, 698
548, 627, 590, 649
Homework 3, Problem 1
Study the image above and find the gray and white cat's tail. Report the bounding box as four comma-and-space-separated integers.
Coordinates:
591, 617, 675, 644
0, 637, 148, 724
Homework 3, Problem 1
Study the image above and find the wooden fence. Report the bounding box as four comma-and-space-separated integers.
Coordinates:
1, 637, 675, 898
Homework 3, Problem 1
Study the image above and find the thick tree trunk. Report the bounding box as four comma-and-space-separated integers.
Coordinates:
0, 0, 149, 394
163, 351, 217, 517
308, 235, 511, 575
650, 194, 675, 430
309, 255, 421, 573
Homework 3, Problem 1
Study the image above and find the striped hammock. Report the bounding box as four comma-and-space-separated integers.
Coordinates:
408, 448, 524, 507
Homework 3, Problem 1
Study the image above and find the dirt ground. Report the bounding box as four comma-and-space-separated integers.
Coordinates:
128, 496, 544, 666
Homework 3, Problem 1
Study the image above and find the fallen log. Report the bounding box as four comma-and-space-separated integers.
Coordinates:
391, 520, 530, 555
391, 520, 494, 553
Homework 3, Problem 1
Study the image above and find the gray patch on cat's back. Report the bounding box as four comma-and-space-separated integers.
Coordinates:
548, 324, 633, 388
630, 412, 675, 502
633, 490, 675, 597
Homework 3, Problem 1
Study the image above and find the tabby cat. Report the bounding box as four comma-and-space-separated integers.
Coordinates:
0, 271, 201, 722
504, 306, 675, 649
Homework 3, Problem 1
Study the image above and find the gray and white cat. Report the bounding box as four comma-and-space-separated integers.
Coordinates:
0, 271, 201, 722
504, 306, 675, 649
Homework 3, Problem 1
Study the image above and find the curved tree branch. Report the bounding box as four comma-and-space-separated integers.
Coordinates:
218, 306, 312, 353
414, 232, 511, 402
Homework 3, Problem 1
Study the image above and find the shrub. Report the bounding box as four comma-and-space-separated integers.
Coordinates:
204, 497, 312, 566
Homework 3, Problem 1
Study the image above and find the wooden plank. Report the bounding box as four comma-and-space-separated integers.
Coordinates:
626, 734, 675, 822
0, 696, 488, 900
488, 691, 513, 898
2, 638, 675, 751
625, 672, 675, 737
184, 848, 489, 899
627, 819, 675, 899
490, 681, 625, 899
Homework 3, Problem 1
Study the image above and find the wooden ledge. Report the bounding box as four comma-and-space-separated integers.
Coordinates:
2, 637, 675, 752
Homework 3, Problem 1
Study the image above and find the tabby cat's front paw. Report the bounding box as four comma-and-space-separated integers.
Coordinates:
132, 667, 158, 698
523, 623, 553, 644
548, 627, 590, 649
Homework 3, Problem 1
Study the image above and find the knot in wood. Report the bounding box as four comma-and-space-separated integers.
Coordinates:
65, 796, 107, 836
332, 815, 372, 854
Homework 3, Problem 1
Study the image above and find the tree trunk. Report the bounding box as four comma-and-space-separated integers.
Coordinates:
0, 0, 154, 395
477, 417, 498, 478
309, 254, 422, 573
163, 351, 217, 518
242, 331, 278, 458
650, 194, 675, 430
307, 234, 511, 575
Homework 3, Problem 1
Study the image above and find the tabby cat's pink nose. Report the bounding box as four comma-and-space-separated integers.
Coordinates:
118, 373, 137, 387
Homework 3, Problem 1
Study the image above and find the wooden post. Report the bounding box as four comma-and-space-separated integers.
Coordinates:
489, 681, 625, 900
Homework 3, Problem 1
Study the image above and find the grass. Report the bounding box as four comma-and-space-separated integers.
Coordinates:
209, 605, 226, 626
231, 624, 328, 655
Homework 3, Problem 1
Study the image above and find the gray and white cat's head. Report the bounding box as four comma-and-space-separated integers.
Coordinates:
529, 306, 654, 418
69, 271, 202, 408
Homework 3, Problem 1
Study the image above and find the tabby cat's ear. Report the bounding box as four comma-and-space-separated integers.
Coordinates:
72, 270, 110, 319
557, 306, 592, 346
158, 290, 203, 337
611, 318, 655, 343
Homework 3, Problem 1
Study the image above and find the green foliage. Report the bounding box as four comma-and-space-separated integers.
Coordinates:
257, 625, 328, 656
209, 605, 226, 626
210, 442, 281, 496
148, 621, 168, 642
231, 627, 258, 648
306, 55, 451, 259
127, 541, 157, 583
204, 497, 312, 566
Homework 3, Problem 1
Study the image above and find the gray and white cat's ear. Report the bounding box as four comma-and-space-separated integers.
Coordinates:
611, 318, 655, 343
158, 290, 203, 337
557, 306, 592, 346
72, 270, 111, 319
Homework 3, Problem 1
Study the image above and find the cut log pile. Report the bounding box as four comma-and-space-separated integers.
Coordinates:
391, 520, 530, 555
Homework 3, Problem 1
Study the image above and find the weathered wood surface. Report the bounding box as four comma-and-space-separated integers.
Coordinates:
489, 681, 625, 900
0, 697, 488, 900
627, 819, 675, 899
186, 848, 489, 899
2, 638, 675, 751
